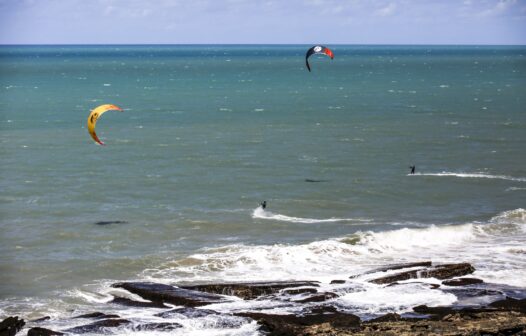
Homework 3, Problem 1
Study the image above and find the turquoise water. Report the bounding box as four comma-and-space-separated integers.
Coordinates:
1, 45, 525, 333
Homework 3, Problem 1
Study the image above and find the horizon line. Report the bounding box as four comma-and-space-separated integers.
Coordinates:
1, 43, 526, 47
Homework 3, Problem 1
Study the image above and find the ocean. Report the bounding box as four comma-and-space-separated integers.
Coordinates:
1, 45, 525, 334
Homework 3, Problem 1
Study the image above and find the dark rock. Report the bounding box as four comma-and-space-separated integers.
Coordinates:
386, 281, 440, 289
155, 307, 220, 318
489, 297, 526, 313
132, 322, 182, 331
330, 280, 346, 284
28, 316, 50, 323
112, 282, 226, 307
282, 287, 318, 295
0, 316, 24, 336
180, 281, 319, 300
366, 313, 403, 323
413, 304, 457, 318
294, 292, 339, 303
442, 277, 484, 286
110, 296, 169, 308
64, 319, 130, 334
72, 312, 120, 319
350, 261, 432, 279
27, 327, 64, 336
94, 220, 128, 225
237, 310, 361, 335
369, 263, 475, 284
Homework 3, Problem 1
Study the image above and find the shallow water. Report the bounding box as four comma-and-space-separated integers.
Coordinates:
1, 45, 525, 334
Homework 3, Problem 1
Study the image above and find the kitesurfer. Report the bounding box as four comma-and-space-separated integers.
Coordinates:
260, 201, 267, 209
410, 165, 416, 174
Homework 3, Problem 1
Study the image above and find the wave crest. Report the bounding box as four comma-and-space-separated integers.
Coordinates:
410, 172, 526, 182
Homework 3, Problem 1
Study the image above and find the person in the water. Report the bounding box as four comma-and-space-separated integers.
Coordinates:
260, 201, 267, 209
409, 165, 416, 174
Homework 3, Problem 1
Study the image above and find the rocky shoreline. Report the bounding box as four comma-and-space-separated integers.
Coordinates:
2, 261, 525, 335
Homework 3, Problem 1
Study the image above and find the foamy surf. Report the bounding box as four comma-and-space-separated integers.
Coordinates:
147, 209, 526, 288
4, 209, 526, 335
251, 206, 365, 224
409, 172, 526, 182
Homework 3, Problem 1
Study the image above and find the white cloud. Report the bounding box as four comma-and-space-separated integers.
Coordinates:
375, 2, 397, 17
477, 0, 518, 17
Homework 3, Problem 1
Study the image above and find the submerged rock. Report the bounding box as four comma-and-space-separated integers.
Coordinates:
29, 316, 50, 323
350, 261, 432, 279
63, 318, 130, 334
72, 312, 120, 319
132, 322, 182, 331
155, 307, 220, 318
442, 277, 483, 286
109, 296, 169, 308
0, 316, 25, 336
94, 220, 128, 225
112, 282, 226, 307
294, 292, 339, 303
26, 327, 64, 336
180, 281, 320, 300
369, 263, 475, 284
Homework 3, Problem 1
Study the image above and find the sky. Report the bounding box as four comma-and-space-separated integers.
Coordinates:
1, 0, 525, 45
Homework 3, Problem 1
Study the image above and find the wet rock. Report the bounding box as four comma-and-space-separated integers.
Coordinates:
112, 282, 226, 307
369, 263, 475, 284
442, 277, 483, 286
386, 281, 440, 289
360, 311, 526, 336
63, 318, 130, 334
282, 287, 318, 295
180, 281, 320, 300
350, 261, 432, 279
489, 297, 526, 312
26, 327, 64, 336
0, 316, 24, 336
132, 322, 182, 331
28, 316, 50, 323
330, 280, 346, 284
72, 312, 120, 319
155, 307, 220, 318
294, 292, 339, 303
366, 313, 403, 323
94, 220, 128, 225
109, 296, 169, 308
238, 310, 361, 335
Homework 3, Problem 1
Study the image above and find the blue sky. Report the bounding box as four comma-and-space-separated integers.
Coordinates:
1, 0, 525, 44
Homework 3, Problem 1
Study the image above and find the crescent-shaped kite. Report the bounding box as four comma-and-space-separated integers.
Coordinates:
87, 104, 123, 145
305, 45, 334, 72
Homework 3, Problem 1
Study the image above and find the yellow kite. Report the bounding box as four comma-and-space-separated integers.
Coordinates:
87, 104, 123, 145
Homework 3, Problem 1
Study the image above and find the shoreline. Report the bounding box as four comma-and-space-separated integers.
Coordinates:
2, 261, 525, 335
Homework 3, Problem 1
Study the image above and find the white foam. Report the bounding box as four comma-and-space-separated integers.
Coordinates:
336, 283, 456, 315
410, 172, 526, 182
252, 207, 360, 224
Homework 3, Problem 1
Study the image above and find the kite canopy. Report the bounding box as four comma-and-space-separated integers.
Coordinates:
87, 104, 123, 145
305, 45, 334, 72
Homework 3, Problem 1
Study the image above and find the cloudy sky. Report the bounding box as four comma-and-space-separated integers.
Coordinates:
1, 0, 525, 44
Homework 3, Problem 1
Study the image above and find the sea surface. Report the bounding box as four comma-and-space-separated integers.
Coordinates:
1, 45, 525, 335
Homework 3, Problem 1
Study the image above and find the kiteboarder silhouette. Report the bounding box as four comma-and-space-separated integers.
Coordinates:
409, 165, 416, 174
260, 201, 267, 209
